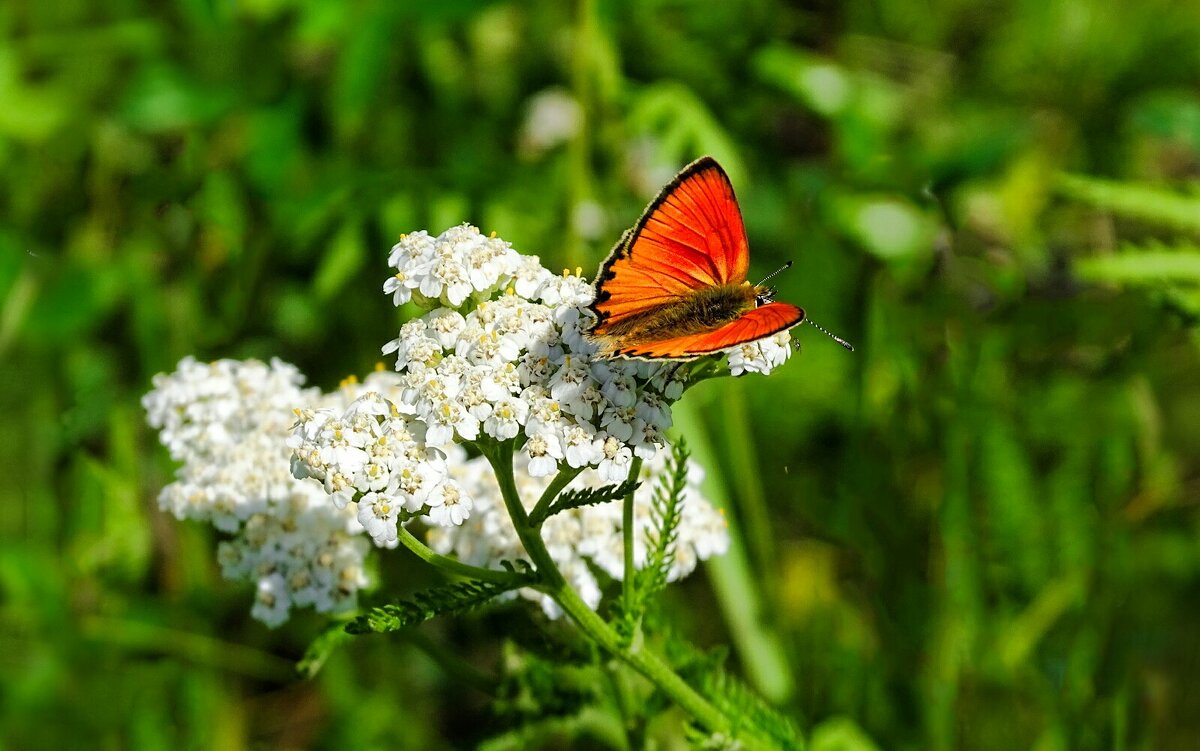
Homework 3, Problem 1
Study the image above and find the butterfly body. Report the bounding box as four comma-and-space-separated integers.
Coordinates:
598, 282, 756, 343
586, 157, 805, 360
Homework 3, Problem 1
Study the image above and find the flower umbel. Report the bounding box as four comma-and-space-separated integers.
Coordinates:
143, 358, 371, 626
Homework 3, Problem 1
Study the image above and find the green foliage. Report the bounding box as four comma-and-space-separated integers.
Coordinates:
296, 624, 355, 680
1056, 173, 1200, 233
632, 440, 689, 612
607, 442, 688, 651
1075, 244, 1200, 283
491, 643, 598, 725
669, 639, 805, 751
1060, 176, 1200, 323
346, 577, 529, 635
696, 667, 805, 751
807, 717, 882, 751
473, 619, 627, 749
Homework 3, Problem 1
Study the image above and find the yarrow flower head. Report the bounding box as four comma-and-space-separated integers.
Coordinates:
289, 384, 471, 548
727, 331, 794, 376
385, 225, 532, 309
143, 357, 373, 627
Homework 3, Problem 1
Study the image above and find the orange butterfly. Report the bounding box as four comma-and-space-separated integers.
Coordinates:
586, 157, 806, 360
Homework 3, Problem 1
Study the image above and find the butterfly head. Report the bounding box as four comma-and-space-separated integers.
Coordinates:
752, 261, 793, 307
754, 284, 778, 306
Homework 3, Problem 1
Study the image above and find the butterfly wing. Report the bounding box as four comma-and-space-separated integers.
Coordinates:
609, 302, 805, 360
588, 157, 750, 337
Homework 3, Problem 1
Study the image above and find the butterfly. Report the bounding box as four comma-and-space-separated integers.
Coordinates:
586, 156, 806, 360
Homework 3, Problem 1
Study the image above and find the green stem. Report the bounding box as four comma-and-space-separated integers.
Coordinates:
405, 629, 499, 696
81, 615, 294, 681
529, 463, 584, 526
671, 399, 796, 703
621, 456, 644, 610
601, 663, 637, 751
482, 441, 780, 751
565, 0, 596, 269
396, 526, 524, 585
554, 579, 781, 750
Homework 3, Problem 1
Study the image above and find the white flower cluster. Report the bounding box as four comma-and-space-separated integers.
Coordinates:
143, 357, 372, 627
727, 331, 794, 376
384, 224, 550, 309
289, 384, 472, 548
427, 447, 731, 618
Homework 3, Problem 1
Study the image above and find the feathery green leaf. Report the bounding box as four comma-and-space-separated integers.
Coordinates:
529, 477, 641, 525
1056, 173, 1200, 233
697, 667, 805, 751
670, 636, 804, 750
296, 623, 355, 678
635, 439, 690, 603
1076, 244, 1200, 284
346, 577, 529, 634
612, 440, 691, 643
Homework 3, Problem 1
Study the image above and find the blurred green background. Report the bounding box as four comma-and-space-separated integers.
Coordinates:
4, 0, 1200, 748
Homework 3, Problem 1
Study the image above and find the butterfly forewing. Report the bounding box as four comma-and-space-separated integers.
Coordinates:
588, 158, 749, 338
635, 160, 749, 286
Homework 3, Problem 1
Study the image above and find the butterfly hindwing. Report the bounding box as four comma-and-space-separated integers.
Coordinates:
589, 157, 750, 337
608, 302, 804, 360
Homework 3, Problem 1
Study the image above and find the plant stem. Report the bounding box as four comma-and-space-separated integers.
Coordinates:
405, 629, 499, 696
529, 463, 584, 525
481, 441, 781, 751
601, 662, 638, 751
395, 526, 525, 585
671, 399, 796, 703
621, 456, 644, 610
565, 0, 596, 270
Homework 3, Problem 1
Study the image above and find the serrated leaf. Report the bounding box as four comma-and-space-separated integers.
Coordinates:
670, 636, 805, 751
346, 577, 527, 634
636, 442, 688, 598
612, 442, 691, 645
530, 478, 641, 525
699, 668, 805, 751
296, 624, 354, 679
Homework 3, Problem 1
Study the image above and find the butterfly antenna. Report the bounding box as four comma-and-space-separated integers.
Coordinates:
755, 260, 793, 287
805, 318, 854, 351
